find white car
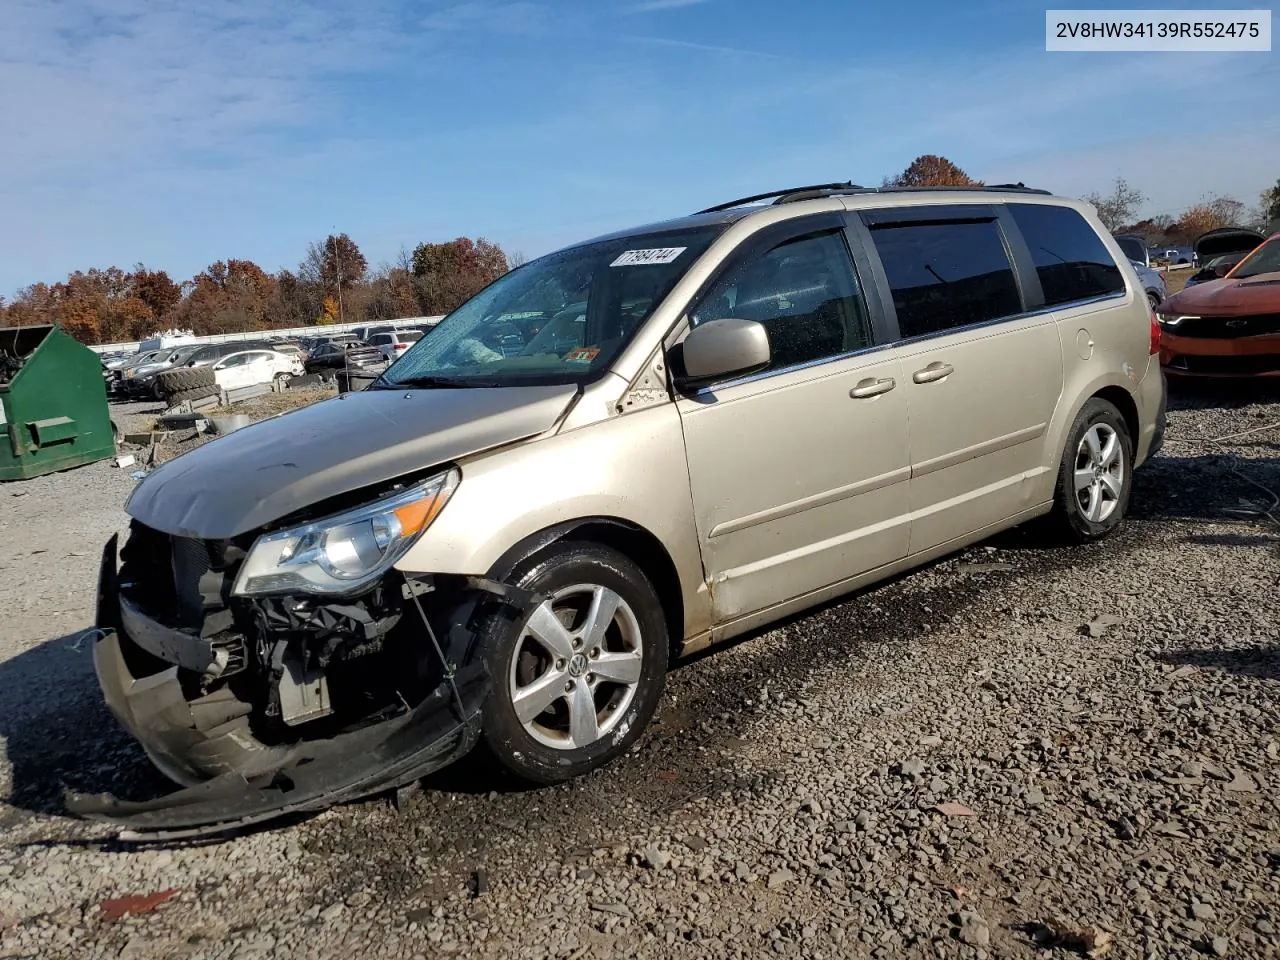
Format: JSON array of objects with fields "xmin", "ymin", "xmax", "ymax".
[
  {"xmin": 211, "ymin": 350, "xmax": 304, "ymax": 391},
  {"xmin": 366, "ymin": 329, "xmax": 425, "ymax": 361}
]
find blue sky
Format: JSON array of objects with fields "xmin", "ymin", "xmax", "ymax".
[{"xmin": 2, "ymin": 0, "xmax": 1277, "ymax": 295}]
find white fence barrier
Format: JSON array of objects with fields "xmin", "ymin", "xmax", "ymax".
[{"xmin": 89, "ymin": 316, "xmax": 443, "ymax": 356}]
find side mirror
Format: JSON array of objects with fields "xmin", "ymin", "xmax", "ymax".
[{"xmin": 673, "ymin": 318, "xmax": 770, "ymax": 391}]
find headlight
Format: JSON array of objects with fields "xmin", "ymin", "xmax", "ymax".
[
  {"xmin": 1156, "ymin": 313, "xmax": 1196, "ymax": 328},
  {"xmin": 233, "ymin": 469, "xmax": 460, "ymax": 597}
]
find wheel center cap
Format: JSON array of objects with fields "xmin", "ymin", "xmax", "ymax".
[{"xmin": 568, "ymin": 653, "xmax": 588, "ymax": 677}]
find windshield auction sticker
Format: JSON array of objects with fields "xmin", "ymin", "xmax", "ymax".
[
  {"xmin": 1046, "ymin": 9, "xmax": 1271, "ymax": 50},
  {"xmin": 611, "ymin": 247, "xmax": 687, "ymax": 267}
]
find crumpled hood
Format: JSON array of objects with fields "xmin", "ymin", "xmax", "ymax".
[
  {"xmin": 127, "ymin": 384, "xmax": 578, "ymax": 539},
  {"xmin": 1163, "ymin": 272, "xmax": 1280, "ymax": 317}
]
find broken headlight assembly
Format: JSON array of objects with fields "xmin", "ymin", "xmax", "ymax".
[{"xmin": 233, "ymin": 468, "xmax": 460, "ymax": 597}]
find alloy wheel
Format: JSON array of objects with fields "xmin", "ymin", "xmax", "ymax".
[
  {"xmin": 1073, "ymin": 423, "xmax": 1125, "ymax": 523},
  {"xmin": 507, "ymin": 584, "xmax": 644, "ymax": 750}
]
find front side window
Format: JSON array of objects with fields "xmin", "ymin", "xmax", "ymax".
[
  {"xmin": 1229, "ymin": 237, "xmax": 1280, "ymax": 279},
  {"xmin": 1008, "ymin": 203, "xmax": 1125, "ymax": 306},
  {"xmin": 382, "ymin": 225, "xmax": 725, "ymax": 388},
  {"xmin": 869, "ymin": 219, "xmax": 1022, "ymax": 339},
  {"xmin": 691, "ymin": 230, "xmax": 871, "ymax": 372}
]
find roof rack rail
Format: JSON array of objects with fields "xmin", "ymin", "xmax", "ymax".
[
  {"xmin": 697, "ymin": 181, "xmax": 1052, "ymax": 214},
  {"xmin": 869, "ymin": 183, "xmax": 1052, "ymax": 195},
  {"xmin": 696, "ymin": 182, "xmax": 862, "ymax": 214}
]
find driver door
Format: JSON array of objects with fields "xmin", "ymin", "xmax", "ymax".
[{"xmin": 674, "ymin": 214, "xmax": 912, "ymax": 624}]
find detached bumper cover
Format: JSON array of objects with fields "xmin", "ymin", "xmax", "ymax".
[{"xmin": 67, "ymin": 536, "xmax": 488, "ymax": 839}]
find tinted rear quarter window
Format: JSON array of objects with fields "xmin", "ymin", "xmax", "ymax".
[
  {"xmin": 1008, "ymin": 203, "xmax": 1125, "ymax": 307},
  {"xmin": 868, "ymin": 219, "xmax": 1022, "ymax": 339}
]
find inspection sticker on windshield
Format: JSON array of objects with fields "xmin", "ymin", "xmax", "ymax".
[
  {"xmin": 611, "ymin": 247, "xmax": 687, "ymax": 267},
  {"xmin": 564, "ymin": 346, "xmax": 600, "ymax": 363}
]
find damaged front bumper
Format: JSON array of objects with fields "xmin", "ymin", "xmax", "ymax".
[{"xmin": 66, "ymin": 536, "xmax": 490, "ymax": 840}]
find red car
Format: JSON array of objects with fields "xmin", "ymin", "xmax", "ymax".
[{"xmin": 1157, "ymin": 231, "xmax": 1280, "ymax": 378}]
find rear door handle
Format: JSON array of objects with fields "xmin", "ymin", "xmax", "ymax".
[
  {"xmin": 912, "ymin": 362, "xmax": 954, "ymax": 384},
  {"xmin": 849, "ymin": 377, "xmax": 896, "ymax": 399}
]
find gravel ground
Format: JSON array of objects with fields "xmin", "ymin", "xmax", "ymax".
[{"xmin": 1, "ymin": 385, "xmax": 1278, "ymax": 960}]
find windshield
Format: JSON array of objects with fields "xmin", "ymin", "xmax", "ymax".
[
  {"xmin": 1229, "ymin": 238, "xmax": 1280, "ymax": 279},
  {"xmin": 381, "ymin": 225, "xmax": 724, "ymax": 388}
]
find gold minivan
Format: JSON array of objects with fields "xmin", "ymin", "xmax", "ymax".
[{"xmin": 82, "ymin": 184, "xmax": 1166, "ymax": 836}]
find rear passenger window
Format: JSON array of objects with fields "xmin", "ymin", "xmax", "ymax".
[
  {"xmin": 869, "ymin": 220, "xmax": 1022, "ymax": 339},
  {"xmin": 692, "ymin": 230, "xmax": 872, "ymax": 373},
  {"xmin": 1007, "ymin": 203, "xmax": 1125, "ymax": 306}
]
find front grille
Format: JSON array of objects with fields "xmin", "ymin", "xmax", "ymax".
[
  {"xmin": 122, "ymin": 521, "xmax": 247, "ymax": 638},
  {"xmin": 171, "ymin": 536, "xmax": 212, "ymax": 627},
  {"xmin": 1172, "ymin": 313, "xmax": 1280, "ymax": 339},
  {"xmin": 1169, "ymin": 353, "xmax": 1280, "ymax": 376}
]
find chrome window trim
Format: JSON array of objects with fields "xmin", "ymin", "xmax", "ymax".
[
  {"xmin": 689, "ymin": 340, "xmax": 897, "ymax": 398},
  {"xmin": 888, "ymin": 289, "xmax": 1129, "ymax": 349},
  {"xmin": 685, "ymin": 288, "xmax": 1128, "ymax": 398}
]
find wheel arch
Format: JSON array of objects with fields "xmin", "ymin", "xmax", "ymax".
[
  {"xmin": 1090, "ymin": 384, "xmax": 1140, "ymax": 449},
  {"xmin": 484, "ymin": 517, "xmax": 686, "ymax": 659}
]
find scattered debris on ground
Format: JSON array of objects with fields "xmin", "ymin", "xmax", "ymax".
[{"xmin": 0, "ymin": 387, "xmax": 1277, "ymax": 958}]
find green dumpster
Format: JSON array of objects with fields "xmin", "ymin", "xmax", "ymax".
[{"xmin": 0, "ymin": 325, "xmax": 116, "ymax": 480}]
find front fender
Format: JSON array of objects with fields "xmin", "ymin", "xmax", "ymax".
[{"xmin": 395, "ymin": 404, "xmax": 710, "ymax": 640}]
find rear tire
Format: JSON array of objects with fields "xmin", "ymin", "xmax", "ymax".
[
  {"xmin": 475, "ymin": 543, "xmax": 668, "ymax": 785},
  {"xmin": 167, "ymin": 385, "xmax": 221, "ymax": 408},
  {"xmin": 1047, "ymin": 398, "xmax": 1133, "ymax": 543}
]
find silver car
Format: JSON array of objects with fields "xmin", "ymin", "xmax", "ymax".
[{"xmin": 80, "ymin": 183, "xmax": 1165, "ymax": 836}]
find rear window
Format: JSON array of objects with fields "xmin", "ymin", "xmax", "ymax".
[
  {"xmin": 1114, "ymin": 236, "xmax": 1147, "ymax": 264},
  {"xmin": 368, "ymin": 334, "xmax": 393, "ymax": 346},
  {"xmin": 869, "ymin": 219, "xmax": 1022, "ymax": 339},
  {"xmin": 1008, "ymin": 203, "xmax": 1125, "ymax": 307}
]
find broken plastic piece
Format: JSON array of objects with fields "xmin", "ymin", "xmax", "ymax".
[{"xmin": 99, "ymin": 888, "xmax": 180, "ymax": 921}]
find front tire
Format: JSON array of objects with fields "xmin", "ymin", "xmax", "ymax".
[
  {"xmin": 476, "ymin": 542, "xmax": 668, "ymax": 785},
  {"xmin": 1048, "ymin": 398, "xmax": 1133, "ymax": 542}
]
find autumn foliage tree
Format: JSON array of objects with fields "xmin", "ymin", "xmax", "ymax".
[
  {"xmin": 300, "ymin": 233, "xmax": 368, "ymax": 322},
  {"xmin": 1, "ymin": 266, "xmax": 179, "ymax": 343},
  {"xmin": 1, "ymin": 232, "xmax": 513, "ymax": 344},
  {"xmin": 178, "ymin": 259, "xmax": 277, "ymax": 334},
  {"xmin": 410, "ymin": 237, "xmax": 509, "ymax": 314},
  {"xmin": 884, "ymin": 155, "xmax": 983, "ymax": 188}
]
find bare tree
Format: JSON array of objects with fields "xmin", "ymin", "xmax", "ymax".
[{"xmin": 1082, "ymin": 178, "xmax": 1145, "ymax": 232}]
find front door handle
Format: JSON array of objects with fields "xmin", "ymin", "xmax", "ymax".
[
  {"xmin": 912, "ymin": 361, "xmax": 954, "ymax": 384},
  {"xmin": 849, "ymin": 377, "xmax": 896, "ymax": 399}
]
